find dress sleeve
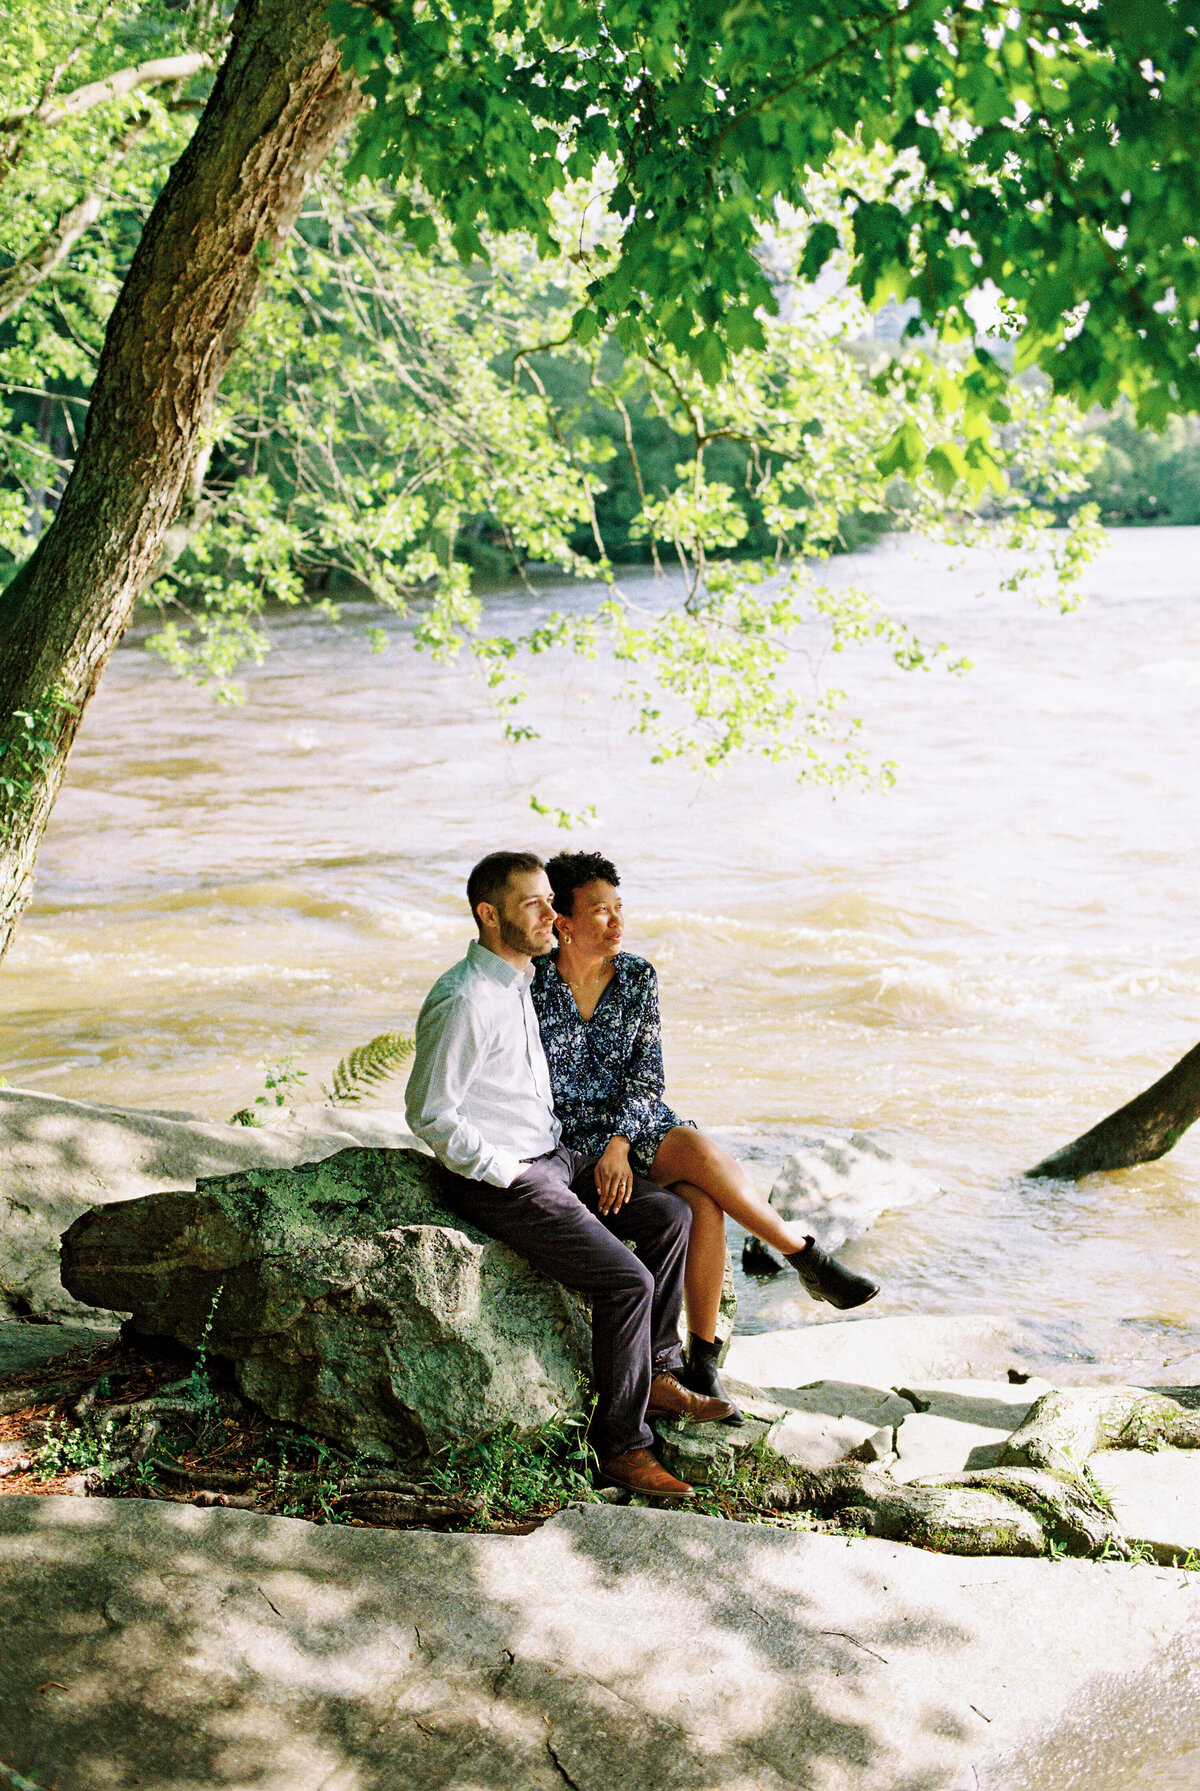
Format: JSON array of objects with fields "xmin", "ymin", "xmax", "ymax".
[{"xmin": 609, "ymin": 963, "xmax": 669, "ymax": 1152}]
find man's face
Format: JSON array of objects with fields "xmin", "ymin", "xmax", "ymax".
[{"xmin": 494, "ymin": 868, "xmax": 557, "ymax": 957}]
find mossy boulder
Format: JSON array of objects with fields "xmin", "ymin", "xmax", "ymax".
[{"xmin": 60, "ymin": 1147, "xmax": 592, "ymax": 1461}]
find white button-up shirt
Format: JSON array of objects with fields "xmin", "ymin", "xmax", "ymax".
[{"xmin": 405, "ymin": 939, "xmax": 561, "ymax": 1187}]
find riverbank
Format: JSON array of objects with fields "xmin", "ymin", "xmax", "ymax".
[{"xmin": 3, "ymin": 1306, "xmax": 1200, "ymax": 1791}]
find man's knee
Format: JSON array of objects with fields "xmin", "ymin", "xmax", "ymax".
[{"xmin": 606, "ymin": 1249, "xmax": 656, "ymax": 1306}]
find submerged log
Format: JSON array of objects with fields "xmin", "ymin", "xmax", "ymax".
[{"xmin": 1026, "ymin": 1040, "xmax": 1200, "ymax": 1179}]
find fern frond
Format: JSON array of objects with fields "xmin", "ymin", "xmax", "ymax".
[{"xmin": 323, "ymin": 1031, "xmax": 415, "ymax": 1106}]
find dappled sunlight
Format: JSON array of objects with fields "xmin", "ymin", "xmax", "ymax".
[{"xmin": 3, "ymin": 1445, "xmax": 1200, "ymax": 1789}]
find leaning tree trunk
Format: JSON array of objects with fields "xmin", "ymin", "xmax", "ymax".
[
  {"xmin": 1027, "ymin": 1040, "xmax": 1200, "ymax": 1179},
  {"xmin": 0, "ymin": 0, "xmax": 359, "ymax": 961}
]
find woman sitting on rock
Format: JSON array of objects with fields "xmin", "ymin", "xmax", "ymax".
[{"xmin": 531, "ymin": 850, "xmax": 879, "ymax": 1422}]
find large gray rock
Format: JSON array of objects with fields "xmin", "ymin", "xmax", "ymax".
[
  {"xmin": 2, "ymin": 1496, "xmax": 1198, "ymax": 1791},
  {"xmin": 60, "ymin": 1147, "xmax": 591, "ymax": 1460},
  {"xmin": 0, "ymin": 1085, "xmax": 421, "ymax": 1320},
  {"xmin": 767, "ymin": 1131, "xmax": 934, "ymax": 1252}
]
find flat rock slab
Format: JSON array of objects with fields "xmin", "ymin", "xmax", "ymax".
[
  {"xmin": 891, "ymin": 1412, "xmax": 1018, "ymax": 1482},
  {"xmin": 897, "ymin": 1378, "xmax": 1054, "ymax": 1429},
  {"xmin": 2, "ymin": 1497, "xmax": 1199, "ymax": 1791},
  {"xmin": 727, "ymin": 1316, "xmax": 1200, "ymax": 1397},
  {"xmin": 740, "ymin": 1377, "xmax": 914, "ymax": 1430},
  {"xmin": 767, "ymin": 1407, "xmax": 880, "ymax": 1470},
  {"xmin": 1087, "ymin": 1448, "xmax": 1200, "ymax": 1565},
  {"xmin": 761, "ymin": 1384, "xmax": 915, "ymax": 1471},
  {"xmin": 725, "ymin": 1314, "xmax": 1045, "ymax": 1392},
  {"xmin": 887, "ymin": 1380, "xmax": 1056, "ymax": 1481},
  {"xmin": 0, "ymin": 1321, "xmax": 118, "ymax": 1384},
  {"xmin": 0, "ymin": 1086, "xmax": 421, "ymax": 1319}
]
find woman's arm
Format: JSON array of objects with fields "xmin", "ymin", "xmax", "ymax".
[
  {"xmin": 594, "ymin": 966, "xmax": 668, "ymax": 1216},
  {"xmin": 609, "ymin": 964, "xmax": 668, "ymax": 1154}
]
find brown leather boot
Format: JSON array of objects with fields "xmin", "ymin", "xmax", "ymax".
[
  {"xmin": 597, "ymin": 1447, "xmax": 696, "ymax": 1500},
  {"xmin": 646, "ymin": 1371, "xmax": 736, "ymax": 1425}
]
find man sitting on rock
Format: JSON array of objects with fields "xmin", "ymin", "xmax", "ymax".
[{"xmin": 406, "ymin": 849, "xmax": 733, "ymax": 1498}]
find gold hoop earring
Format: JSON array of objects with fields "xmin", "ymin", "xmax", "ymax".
[{"xmin": 561, "ymin": 932, "xmax": 571, "ymax": 945}]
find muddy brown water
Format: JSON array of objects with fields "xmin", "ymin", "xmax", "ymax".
[{"xmin": 3, "ymin": 529, "xmax": 1199, "ymax": 1355}]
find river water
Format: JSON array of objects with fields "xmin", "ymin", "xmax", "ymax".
[{"xmin": 3, "ymin": 529, "xmax": 1199, "ymax": 1356}]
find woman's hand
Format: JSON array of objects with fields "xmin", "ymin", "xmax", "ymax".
[{"xmin": 595, "ymin": 1136, "xmax": 634, "ymax": 1215}]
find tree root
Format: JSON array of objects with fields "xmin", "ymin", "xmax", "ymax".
[
  {"xmin": 149, "ymin": 1458, "xmax": 251, "ymax": 1491},
  {"xmin": 0, "ymin": 1377, "xmax": 90, "ymax": 1418},
  {"xmin": 775, "ymin": 1461, "xmax": 1125, "ymax": 1558},
  {"xmin": 761, "ymin": 1384, "xmax": 1200, "ymax": 1559},
  {"xmin": 331, "ymin": 1489, "xmax": 483, "ymax": 1522},
  {"xmin": 998, "ymin": 1387, "xmax": 1200, "ymax": 1477}
]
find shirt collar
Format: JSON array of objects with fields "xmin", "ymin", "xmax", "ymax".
[{"xmin": 468, "ymin": 937, "xmax": 534, "ymax": 989}]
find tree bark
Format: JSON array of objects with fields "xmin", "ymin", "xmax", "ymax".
[
  {"xmin": 1026, "ymin": 1041, "xmax": 1200, "ymax": 1179},
  {"xmin": 0, "ymin": 0, "xmax": 359, "ymax": 961}
]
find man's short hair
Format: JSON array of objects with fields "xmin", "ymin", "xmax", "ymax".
[
  {"xmin": 545, "ymin": 851, "xmax": 620, "ymax": 917},
  {"xmin": 466, "ymin": 850, "xmax": 545, "ymax": 924}
]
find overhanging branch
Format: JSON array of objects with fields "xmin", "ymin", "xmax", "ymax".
[{"xmin": 0, "ymin": 53, "xmax": 212, "ymax": 134}]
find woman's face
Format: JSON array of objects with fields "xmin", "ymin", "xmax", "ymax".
[{"xmin": 558, "ymin": 879, "xmax": 624, "ymax": 956}]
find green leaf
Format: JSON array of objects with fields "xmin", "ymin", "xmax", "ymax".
[
  {"xmin": 876, "ymin": 422, "xmax": 926, "ymax": 479},
  {"xmin": 925, "ymin": 444, "xmax": 967, "ymax": 495},
  {"xmin": 800, "ymin": 222, "xmax": 840, "ymax": 283}
]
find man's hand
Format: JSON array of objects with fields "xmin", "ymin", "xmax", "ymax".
[{"xmin": 595, "ymin": 1136, "xmax": 634, "ymax": 1215}]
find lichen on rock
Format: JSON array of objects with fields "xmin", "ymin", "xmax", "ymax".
[{"xmin": 61, "ymin": 1147, "xmax": 593, "ymax": 1461}]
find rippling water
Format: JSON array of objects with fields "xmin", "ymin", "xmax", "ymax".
[{"xmin": 4, "ymin": 529, "xmax": 1199, "ymax": 1351}]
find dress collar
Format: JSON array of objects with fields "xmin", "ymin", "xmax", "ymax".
[{"xmin": 543, "ymin": 948, "xmax": 626, "ymax": 994}]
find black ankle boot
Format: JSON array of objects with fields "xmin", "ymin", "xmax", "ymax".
[
  {"xmin": 787, "ymin": 1237, "xmax": 879, "ymax": 1310},
  {"xmin": 679, "ymin": 1334, "xmax": 745, "ymax": 1425}
]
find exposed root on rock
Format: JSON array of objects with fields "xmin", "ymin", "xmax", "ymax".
[
  {"xmin": 998, "ymin": 1387, "xmax": 1200, "ymax": 1477},
  {"xmin": 779, "ymin": 1459, "xmax": 1126, "ymax": 1558}
]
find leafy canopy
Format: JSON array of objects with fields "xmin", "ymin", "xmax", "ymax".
[{"xmin": 334, "ymin": 0, "xmax": 1200, "ymax": 425}]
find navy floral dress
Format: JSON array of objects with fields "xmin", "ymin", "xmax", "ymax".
[{"xmin": 531, "ymin": 951, "xmax": 691, "ymax": 1176}]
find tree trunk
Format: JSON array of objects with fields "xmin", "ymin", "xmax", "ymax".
[
  {"xmin": 1026, "ymin": 1041, "xmax": 1200, "ymax": 1179},
  {"xmin": 0, "ymin": 0, "xmax": 359, "ymax": 961}
]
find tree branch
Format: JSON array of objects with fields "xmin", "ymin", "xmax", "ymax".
[
  {"xmin": 0, "ymin": 193, "xmax": 103, "ymax": 326},
  {"xmin": 0, "ymin": 54, "xmax": 212, "ymax": 133}
]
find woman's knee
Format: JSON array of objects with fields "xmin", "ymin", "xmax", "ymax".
[{"xmin": 658, "ymin": 1126, "xmax": 723, "ymax": 1179}]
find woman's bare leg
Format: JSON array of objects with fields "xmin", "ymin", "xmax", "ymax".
[
  {"xmin": 652, "ymin": 1128, "xmax": 810, "ymax": 1259},
  {"xmin": 671, "ymin": 1181, "xmax": 725, "ymax": 1343}
]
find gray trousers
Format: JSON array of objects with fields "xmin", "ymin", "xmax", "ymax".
[{"xmin": 439, "ymin": 1146, "xmax": 690, "ymax": 1456}]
